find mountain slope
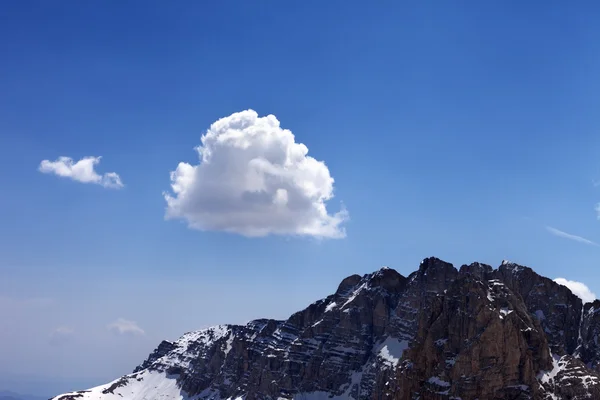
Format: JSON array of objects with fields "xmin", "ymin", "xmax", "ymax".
[{"xmin": 52, "ymin": 258, "xmax": 600, "ymax": 400}]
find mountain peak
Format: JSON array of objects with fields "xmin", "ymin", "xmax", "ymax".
[
  {"xmin": 497, "ymin": 260, "xmax": 533, "ymax": 277},
  {"xmin": 335, "ymin": 273, "xmax": 362, "ymax": 295},
  {"xmin": 458, "ymin": 261, "xmax": 493, "ymax": 281},
  {"xmin": 418, "ymin": 256, "xmax": 456, "ymax": 273},
  {"xmin": 368, "ymin": 265, "xmax": 406, "ymax": 292}
]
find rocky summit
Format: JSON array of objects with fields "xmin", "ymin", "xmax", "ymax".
[{"xmin": 52, "ymin": 258, "xmax": 600, "ymax": 400}]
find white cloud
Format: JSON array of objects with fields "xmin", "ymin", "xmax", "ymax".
[
  {"xmin": 107, "ymin": 318, "xmax": 145, "ymax": 336},
  {"xmin": 595, "ymin": 203, "xmax": 600, "ymax": 219},
  {"xmin": 39, "ymin": 156, "xmax": 123, "ymax": 189},
  {"xmin": 164, "ymin": 109, "xmax": 348, "ymax": 238},
  {"xmin": 554, "ymin": 278, "xmax": 597, "ymax": 303},
  {"xmin": 545, "ymin": 226, "xmax": 598, "ymax": 246},
  {"xmin": 49, "ymin": 326, "xmax": 75, "ymax": 346}
]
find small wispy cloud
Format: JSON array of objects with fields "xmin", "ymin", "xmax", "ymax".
[
  {"xmin": 545, "ymin": 226, "xmax": 598, "ymax": 247},
  {"xmin": 39, "ymin": 156, "xmax": 123, "ymax": 189},
  {"xmin": 595, "ymin": 204, "xmax": 600, "ymax": 220},
  {"xmin": 107, "ymin": 318, "xmax": 145, "ymax": 336},
  {"xmin": 554, "ymin": 278, "xmax": 597, "ymax": 303},
  {"xmin": 49, "ymin": 326, "xmax": 75, "ymax": 346}
]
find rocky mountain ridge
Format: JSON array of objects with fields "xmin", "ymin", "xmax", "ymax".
[{"xmin": 52, "ymin": 258, "xmax": 600, "ymax": 400}]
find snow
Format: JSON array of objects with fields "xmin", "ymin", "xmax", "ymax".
[
  {"xmin": 52, "ymin": 325, "xmax": 246, "ymax": 400},
  {"xmin": 537, "ymin": 354, "xmax": 565, "ymax": 384},
  {"xmin": 499, "ymin": 307, "xmax": 513, "ymax": 319},
  {"xmin": 325, "ymin": 302, "xmax": 337, "ymax": 312},
  {"xmin": 501, "ymin": 261, "xmax": 524, "ymax": 273},
  {"xmin": 341, "ymin": 283, "xmax": 367, "ymax": 309},
  {"xmin": 159, "ymin": 325, "xmax": 232, "ymax": 369},
  {"xmin": 53, "ymin": 370, "xmax": 187, "ymax": 400},
  {"xmin": 223, "ymin": 335, "xmax": 234, "ymax": 356},
  {"xmin": 576, "ymin": 307, "xmax": 585, "ymax": 358},
  {"xmin": 176, "ymin": 325, "xmax": 230, "ymax": 349},
  {"xmin": 537, "ymin": 352, "xmax": 600, "ymax": 393},
  {"xmin": 377, "ymin": 337, "xmax": 409, "ymax": 366}
]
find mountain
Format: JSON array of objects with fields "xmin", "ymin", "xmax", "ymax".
[{"xmin": 51, "ymin": 257, "xmax": 600, "ymax": 400}]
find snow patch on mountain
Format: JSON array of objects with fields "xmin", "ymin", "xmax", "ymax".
[
  {"xmin": 325, "ymin": 302, "xmax": 337, "ymax": 312},
  {"xmin": 55, "ymin": 370, "xmax": 184, "ymax": 400},
  {"xmin": 538, "ymin": 354, "xmax": 565, "ymax": 385},
  {"xmin": 377, "ymin": 337, "xmax": 409, "ymax": 366}
]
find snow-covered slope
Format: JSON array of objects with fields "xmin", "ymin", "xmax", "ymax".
[
  {"xmin": 56, "ymin": 370, "xmax": 186, "ymax": 400},
  {"xmin": 52, "ymin": 258, "xmax": 600, "ymax": 400}
]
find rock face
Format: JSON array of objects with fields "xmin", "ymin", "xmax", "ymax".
[{"xmin": 52, "ymin": 258, "xmax": 600, "ymax": 400}]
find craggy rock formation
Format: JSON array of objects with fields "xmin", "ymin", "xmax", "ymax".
[{"xmin": 52, "ymin": 258, "xmax": 600, "ymax": 400}]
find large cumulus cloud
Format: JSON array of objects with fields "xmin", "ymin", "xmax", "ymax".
[{"xmin": 164, "ymin": 110, "xmax": 348, "ymax": 238}]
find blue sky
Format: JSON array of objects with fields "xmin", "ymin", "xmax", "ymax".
[{"xmin": 2, "ymin": 0, "xmax": 600, "ymax": 395}]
